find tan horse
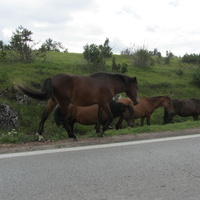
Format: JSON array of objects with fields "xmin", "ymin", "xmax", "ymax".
[
  {"xmin": 54, "ymin": 100, "xmax": 134, "ymax": 135},
  {"xmin": 117, "ymin": 96, "xmax": 174, "ymax": 126}
]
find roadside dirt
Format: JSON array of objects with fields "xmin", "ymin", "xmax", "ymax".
[{"xmin": 0, "ymin": 127, "xmax": 200, "ymax": 154}]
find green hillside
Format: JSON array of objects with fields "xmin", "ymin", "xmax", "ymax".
[{"xmin": 1, "ymin": 52, "xmax": 200, "ymax": 143}]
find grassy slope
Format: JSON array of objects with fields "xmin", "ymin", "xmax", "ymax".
[{"xmin": 0, "ymin": 52, "xmax": 200, "ymax": 143}]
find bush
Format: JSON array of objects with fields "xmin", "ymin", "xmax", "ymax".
[
  {"xmin": 175, "ymin": 69, "xmax": 184, "ymax": 76},
  {"xmin": 111, "ymin": 57, "xmax": 128, "ymax": 74},
  {"xmin": 83, "ymin": 38, "xmax": 112, "ymax": 72},
  {"xmin": 192, "ymin": 70, "xmax": 200, "ymax": 87},
  {"xmin": 182, "ymin": 53, "xmax": 200, "ymax": 65},
  {"xmin": 132, "ymin": 48, "xmax": 154, "ymax": 68}
]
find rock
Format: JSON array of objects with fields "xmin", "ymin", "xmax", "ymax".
[
  {"xmin": 0, "ymin": 103, "xmax": 20, "ymax": 130},
  {"xmin": 15, "ymin": 92, "xmax": 29, "ymax": 105}
]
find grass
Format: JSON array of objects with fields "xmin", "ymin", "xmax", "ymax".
[{"xmin": 1, "ymin": 52, "xmax": 200, "ymax": 143}]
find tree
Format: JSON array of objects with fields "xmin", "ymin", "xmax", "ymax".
[
  {"xmin": 83, "ymin": 38, "xmax": 113, "ymax": 71},
  {"xmin": 99, "ymin": 38, "xmax": 113, "ymax": 58},
  {"xmin": 40, "ymin": 38, "xmax": 64, "ymax": 52},
  {"xmin": 120, "ymin": 44, "xmax": 135, "ymax": 56},
  {"xmin": 0, "ymin": 40, "xmax": 6, "ymax": 62},
  {"xmin": 182, "ymin": 53, "xmax": 200, "ymax": 65},
  {"xmin": 164, "ymin": 51, "xmax": 174, "ymax": 65},
  {"xmin": 9, "ymin": 25, "xmax": 34, "ymax": 62}
]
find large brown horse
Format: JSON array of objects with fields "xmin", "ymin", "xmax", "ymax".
[
  {"xmin": 15, "ymin": 73, "xmax": 139, "ymax": 140},
  {"xmin": 54, "ymin": 100, "xmax": 134, "ymax": 135},
  {"xmin": 164, "ymin": 98, "xmax": 200, "ymax": 123},
  {"xmin": 117, "ymin": 96, "xmax": 174, "ymax": 127}
]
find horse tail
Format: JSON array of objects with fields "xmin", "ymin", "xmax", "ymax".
[{"xmin": 14, "ymin": 78, "xmax": 53, "ymax": 101}]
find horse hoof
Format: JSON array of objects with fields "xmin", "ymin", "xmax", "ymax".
[
  {"xmin": 69, "ymin": 134, "xmax": 78, "ymax": 141},
  {"xmin": 39, "ymin": 135, "xmax": 45, "ymax": 142},
  {"xmin": 73, "ymin": 137, "xmax": 79, "ymax": 141},
  {"xmin": 36, "ymin": 133, "xmax": 45, "ymax": 142}
]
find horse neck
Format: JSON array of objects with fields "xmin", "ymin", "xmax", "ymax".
[
  {"xmin": 111, "ymin": 81, "xmax": 127, "ymax": 94},
  {"xmin": 148, "ymin": 97, "xmax": 165, "ymax": 110}
]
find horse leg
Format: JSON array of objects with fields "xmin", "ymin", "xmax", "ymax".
[
  {"xmin": 59, "ymin": 104, "xmax": 77, "ymax": 140},
  {"xmin": 141, "ymin": 117, "xmax": 145, "ymax": 126},
  {"xmin": 163, "ymin": 109, "xmax": 169, "ymax": 124},
  {"xmin": 96, "ymin": 107, "xmax": 103, "ymax": 134},
  {"xmin": 116, "ymin": 117, "xmax": 123, "ymax": 130},
  {"xmin": 100, "ymin": 104, "xmax": 114, "ymax": 136},
  {"xmin": 68, "ymin": 119, "xmax": 75, "ymax": 136},
  {"xmin": 37, "ymin": 99, "xmax": 57, "ymax": 141},
  {"xmin": 146, "ymin": 115, "xmax": 151, "ymax": 125}
]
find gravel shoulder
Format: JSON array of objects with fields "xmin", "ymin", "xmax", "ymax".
[{"xmin": 0, "ymin": 127, "xmax": 200, "ymax": 154}]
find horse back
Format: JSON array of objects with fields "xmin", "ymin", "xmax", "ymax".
[
  {"xmin": 118, "ymin": 98, "xmax": 134, "ymax": 107},
  {"xmin": 178, "ymin": 99, "xmax": 198, "ymax": 116},
  {"xmin": 118, "ymin": 97, "xmax": 147, "ymax": 119},
  {"xmin": 71, "ymin": 76, "xmax": 114, "ymax": 106},
  {"xmin": 50, "ymin": 74, "xmax": 113, "ymax": 106}
]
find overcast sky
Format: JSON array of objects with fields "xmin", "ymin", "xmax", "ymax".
[{"xmin": 1, "ymin": 0, "xmax": 200, "ymax": 56}]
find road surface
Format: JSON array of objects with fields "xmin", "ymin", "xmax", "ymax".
[{"xmin": 0, "ymin": 134, "xmax": 200, "ymax": 200}]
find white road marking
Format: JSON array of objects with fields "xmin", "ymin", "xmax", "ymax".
[{"xmin": 0, "ymin": 134, "xmax": 200, "ymax": 159}]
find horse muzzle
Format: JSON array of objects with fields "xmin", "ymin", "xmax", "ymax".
[
  {"xmin": 168, "ymin": 110, "xmax": 174, "ymax": 115},
  {"xmin": 133, "ymin": 99, "xmax": 139, "ymax": 105}
]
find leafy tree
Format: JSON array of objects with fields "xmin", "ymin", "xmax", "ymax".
[
  {"xmin": 0, "ymin": 40, "xmax": 6, "ymax": 62},
  {"xmin": 83, "ymin": 38, "xmax": 113, "ymax": 71},
  {"xmin": 99, "ymin": 38, "xmax": 112, "ymax": 58},
  {"xmin": 40, "ymin": 38, "xmax": 64, "ymax": 52},
  {"xmin": 182, "ymin": 53, "xmax": 200, "ymax": 65},
  {"xmin": 164, "ymin": 51, "xmax": 174, "ymax": 65},
  {"xmin": 120, "ymin": 44, "xmax": 135, "ymax": 56},
  {"xmin": 9, "ymin": 25, "xmax": 34, "ymax": 62}
]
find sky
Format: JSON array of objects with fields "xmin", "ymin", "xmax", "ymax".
[{"xmin": 0, "ymin": 0, "xmax": 200, "ymax": 56}]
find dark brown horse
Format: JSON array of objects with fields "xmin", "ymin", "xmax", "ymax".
[
  {"xmin": 117, "ymin": 96, "xmax": 174, "ymax": 126},
  {"xmin": 15, "ymin": 72, "xmax": 139, "ymax": 140},
  {"xmin": 164, "ymin": 98, "xmax": 200, "ymax": 123},
  {"xmin": 54, "ymin": 100, "xmax": 134, "ymax": 135}
]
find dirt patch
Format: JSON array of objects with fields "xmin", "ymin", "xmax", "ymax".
[{"xmin": 0, "ymin": 127, "xmax": 200, "ymax": 154}]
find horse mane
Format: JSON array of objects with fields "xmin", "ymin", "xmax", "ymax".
[
  {"xmin": 90, "ymin": 72, "xmax": 135, "ymax": 85},
  {"xmin": 109, "ymin": 100, "xmax": 134, "ymax": 118}
]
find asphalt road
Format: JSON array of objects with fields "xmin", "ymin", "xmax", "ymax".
[{"xmin": 1, "ymin": 134, "xmax": 200, "ymax": 200}]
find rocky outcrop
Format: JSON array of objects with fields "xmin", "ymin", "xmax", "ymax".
[{"xmin": 0, "ymin": 103, "xmax": 20, "ymax": 130}]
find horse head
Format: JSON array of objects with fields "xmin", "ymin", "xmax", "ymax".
[
  {"xmin": 163, "ymin": 97, "xmax": 174, "ymax": 114},
  {"xmin": 126, "ymin": 77, "xmax": 139, "ymax": 105},
  {"xmin": 122, "ymin": 105, "xmax": 134, "ymax": 127}
]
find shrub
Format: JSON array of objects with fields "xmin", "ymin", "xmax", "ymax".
[
  {"xmin": 83, "ymin": 38, "xmax": 112, "ymax": 72},
  {"xmin": 175, "ymin": 69, "xmax": 184, "ymax": 76},
  {"xmin": 182, "ymin": 53, "xmax": 200, "ymax": 65},
  {"xmin": 192, "ymin": 70, "xmax": 200, "ymax": 87},
  {"xmin": 111, "ymin": 57, "xmax": 128, "ymax": 74},
  {"xmin": 132, "ymin": 48, "xmax": 154, "ymax": 68}
]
